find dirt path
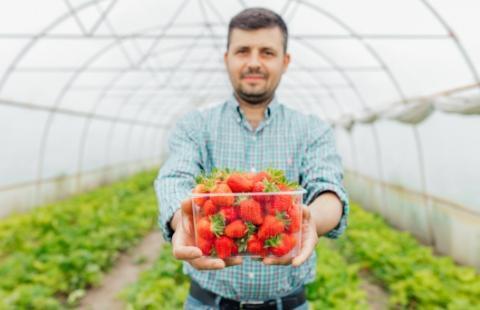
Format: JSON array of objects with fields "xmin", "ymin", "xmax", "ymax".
[
  {"xmin": 78, "ymin": 231, "xmax": 165, "ymax": 310},
  {"xmin": 359, "ymin": 270, "xmax": 390, "ymax": 310}
]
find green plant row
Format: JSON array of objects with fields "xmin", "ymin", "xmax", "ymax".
[
  {"xmin": 306, "ymin": 238, "xmax": 369, "ymax": 309},
  {"xmin": 120, "ymin": 243, "xmax": 190, "ymax": 309},
  {"xmin": 335, "ymin": 203, "xmax": 480, "ymax": 309},
  {"xmin": 0, "ymin": 170, "xmax": 159, "ymax": 309},
  {"xmin": 121, "ymin": 239, "xmax": 368, "ymax": 309}
]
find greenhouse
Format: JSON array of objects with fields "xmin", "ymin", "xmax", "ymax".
[{"xmin": 0, "ymin": 1, "xmax": 479, "ymax": 309}]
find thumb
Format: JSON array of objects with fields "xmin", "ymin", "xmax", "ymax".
[
  {"xmin": 302, "ymin": 205, "xmax": 311, "ymax": 221},
  {"xmin": 181, "ymin": 198, "xmax": 193, "ymax": 216}
]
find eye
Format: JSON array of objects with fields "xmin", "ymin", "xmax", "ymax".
[
  {"xmin": 263, "ymin": 50, "xmax": 275, "ymax": 56},
  {"xmin": 236, "ymin": 48, "xmax": 248, "ymax": 55}
]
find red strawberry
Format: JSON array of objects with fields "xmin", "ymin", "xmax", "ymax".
[
  {"xmin": 272, "ymin": 194, "xmax": 292, "ymax": 212},
  {"xmin": 215, "ymin": 236, "xmax": 237, "ymax": 259},
  {"xmin": 287, "ymin": 203, "xmax": 301, "ymax": 233},
  {"xmin": 196, "ymin": 215, "xmax": 224, "ymax": 240},
  {"xmin": 219, "ymin": 206, "xmax": 239, "ymax": 223},
  {"xmin": 202, "ymin": 199, "xmax": 218, "ymax": 216},
  {"xmin": 211, "ymin": 183, "xmax": 234, "ymax": 207},
  {"xmin": 251, "ymin": 181, "xmax": 268, "ymax": 204},
  {"xmin": 197, "ymin": 236, "xmax": 213, "ymax": 255},
  {"xmin": 247, "ymin": 234, "xmax": 268, "ymax": 257},
  {"xmin": 225, "ymin": 220, "xmax": 247, "ymax": 238},
  {"xmin": 192, "ymin": 184, "xmax": 208, "ymax": 207},
  {"xmin": 227, "ymin": 173, "xmax": 254, "ymax": 193},
  {"xmin": 265, "ymin": 233, "xmax": 297, "ymax": 257},
  {"xmin": 252, "ymin": 171, "xmax": 272, "ymax": 183},
  {"xmin": 239, "ymin": 198, "xmax": 264, "ymax": 225},
  {"xmin": 258, "ymin": 214, "xmax": 287, "ymax": 240}
]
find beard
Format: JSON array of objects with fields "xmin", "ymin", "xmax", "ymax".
[{"xmin": 236, "ymin": 86, "xmax": 272, "ymax": 105}]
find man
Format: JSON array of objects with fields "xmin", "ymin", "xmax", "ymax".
[{"xmin": 155, "ymin": 7, "xmax": 349, "ymax": 310}]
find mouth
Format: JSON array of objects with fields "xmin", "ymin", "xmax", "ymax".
[{"xmin": 242, "ymin": 75, "xmax": 266, "ymax": 81}]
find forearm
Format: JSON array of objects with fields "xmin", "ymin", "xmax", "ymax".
[{"xmin": 309, "ymin": 191, "xmax": 343, "ymax": 237}]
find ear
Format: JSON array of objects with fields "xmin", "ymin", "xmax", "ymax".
[
  {"xmin": 282, "ymin": 52, "xmax": 291, "ymax": 73},
  {"xmin": 224, "ymin": 51, "xmax": 228, "ymax": 67}
]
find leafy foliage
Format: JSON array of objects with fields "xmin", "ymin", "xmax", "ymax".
[
  {"xmin": 335, "ymin": 203, "xmax": 480, "ymax": 309},
  {"xmin": 0, "ymin": 170, "xmax": 158, "ymax": 309}
]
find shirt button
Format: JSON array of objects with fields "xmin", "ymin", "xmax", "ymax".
[
  {"xmin": 248, "ymin": 272, "xmax": 255, "ymax": 279},
  {"xmin": 252, "ymin": 136, "xmax": 256, "ymax": 141}
]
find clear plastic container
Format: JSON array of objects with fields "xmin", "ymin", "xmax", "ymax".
[{"xmin": 190, "ymin": 190, "xmax": 305, "ymax": 260}]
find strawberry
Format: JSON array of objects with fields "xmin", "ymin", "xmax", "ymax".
[
  {"xmin": 247, "ymin": 234, "xmax": 268, "ymax": 257},
  {"xmin": 287, "ymin": 203, "xmax": 301, "ymax": 233},
  {"xmin": 192, "ymin": 184, "xmax": 208, "ymax": 207},
  {"xmin": 202, "ymin": 199, "xmax": 218, "ymax": 216},
  {"xmin": 239, "ymin": 198, "xmax": 264, "ymax": 225},
  {"xmin": 225, "ymin": 220, "xmax": 247, "ymax": 238},
  {"xmin": 211, "ymin": 183, "xmax": 234, "ymax": 207},
  {"xmin": 252, "ymin": 171, "xmax": 272, "ymax": 183},
  {"xmin": 197, "ymin": 236, "xmax": 213, "ymax": 255},
  {"xmin": 219, "ymin": 206, "xmax": 239, "ymax": 223},
  {"xmin": 215, "ymin": 236, "xmax": 237, "ymax": 259},
  {"xmin": 265, "ymin": 233, "xmax": 297, "ymax": 257},
  {"xmin": 196, "ymin": 215, "xmax": 224, "ymax": 240},
  {"xmin": 227, "ymin": 173, "xmax": 254, "ymax": 193},
  {"xmin": 272, "ymin": 193, "xmax": 292, "ymax": 212},
  {"xmin": 258, "ymin": 214, "xmax": 287, "ymax": 240}
]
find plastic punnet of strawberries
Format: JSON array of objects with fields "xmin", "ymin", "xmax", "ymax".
[{"xmin": 190, "ymin": 168, "xmax": 306, "ymax": 260}]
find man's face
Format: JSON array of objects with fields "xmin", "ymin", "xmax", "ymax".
[{"xmin": 224, "ymin": 27, "xmax": 290, "ymax": 105}]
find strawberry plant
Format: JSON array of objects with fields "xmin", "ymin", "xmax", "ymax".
[
  {"xmin": 335, "ymin": 203, "xmax": 480, "ymax": 308},
  {"xmin": 0, "ymin": 170, "xmax": 158, "ymax": 308}
]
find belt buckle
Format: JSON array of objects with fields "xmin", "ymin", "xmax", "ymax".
[{"xmin": 240, "ymin": 300, "xmax": 266, "ymax": 309}]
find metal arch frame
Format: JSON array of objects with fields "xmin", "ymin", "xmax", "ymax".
[
  {"xmin": 78, "ymin": 0, "xmax": 225, "ymax": 187},
  {"xmin": 65, "ymin": 2, "xmax": 196, "ymax": 191},
  {"xmin": 31, "ymin": 0, "xmax": 192, "ymax": 204},
  {"xmin": 139, "ymin": 0, "xmax": 233, "ymax": 174},
  {"xmin": 0, "ymin": 0, "xmax": 108, "ymax": 92},
  {"xmin": 105, "ymin": 30, "xmax": 214, "ymax": 181},
  {"xmin": 289, "ymin": 0, "xmax": 430, "ymax": 229},
  {"xmin": 420, "ymin": 0, "xmax": 480, "ymax": 86},
  {"xmin": 73, "ymin": 43, "xmax": 216, "ymax": 189},
  {"xmin": 283, "ymin": 3, "xmax": 388, "ymax": 215}
]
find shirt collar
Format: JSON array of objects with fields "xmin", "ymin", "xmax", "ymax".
[{"xmin": 227, "ymin": 94, "xmax": 280, "ymax": 124}]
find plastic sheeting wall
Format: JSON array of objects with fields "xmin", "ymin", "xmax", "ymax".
[{"xmin": 0, "ymin": 1, "xmax": 479, "ymax": 269}]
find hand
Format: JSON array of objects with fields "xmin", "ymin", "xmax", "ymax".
[
  {"xmin": 171, "ymin": 198, "xmax": 242, "ymax": 270},
  {"xmin": 263, "ymin": 205, "xmax": 318, "ymax": 266}
]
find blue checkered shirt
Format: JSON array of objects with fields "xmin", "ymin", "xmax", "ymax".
[{"xmin": 155, "ymin": 95, "xmax": 349, "ymax": 301}]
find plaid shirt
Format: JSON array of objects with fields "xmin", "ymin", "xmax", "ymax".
[{"xmin": 155, "ymin": 95, "xmax": 349, "ymax": 301}]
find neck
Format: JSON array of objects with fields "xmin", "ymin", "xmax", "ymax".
[{"xmin": 234, "ymin": 93, "xmax": 273, "ymax": 127}]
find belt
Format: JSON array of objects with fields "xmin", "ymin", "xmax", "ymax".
[{"xmin": 189, "ymin": 280, "xmax": 307, "ymax": 310}]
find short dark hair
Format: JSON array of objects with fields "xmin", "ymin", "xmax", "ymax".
[{"xmin": 227, "ymin": 7, "xmax": 288, "ymax": 52}]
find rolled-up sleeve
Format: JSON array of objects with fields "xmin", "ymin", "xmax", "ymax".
[
  {"xmin": 300, "ymin": 117, "xmax": 349, "ymax": 239},
  {"xmin": 154, "ymin": 112, "xmax": 204, "ymax": 242}
]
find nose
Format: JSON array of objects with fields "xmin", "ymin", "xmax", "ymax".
[{"xmin": 246, "ymin": 51, "xmax": 261, "ymax": 68}]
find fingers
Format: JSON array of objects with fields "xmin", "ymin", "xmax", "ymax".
[
  {"xmin": 292, "ymin": 220, "xmax": 318, "ymax": 267},
  {"xmin": 224, "ymin": 256, "xmax": 243, "ymax": 267},
  {"xmin": 291, "ymin": 237, "xmax": 316, "ymax": 267},
  {"xmin": 262, "ymin": 255, "xmax": 293, "ymax": 265},
  {"xmin": 172, "ymin": 230, "xmax": 202, "ymax": 260},
  {"xmin": 188, "ymin": 256, "xmax": 226, "ymax": 270},
  {"xmin": 173, "ymin": 244, "xmax": 203, "ymax": 260}
]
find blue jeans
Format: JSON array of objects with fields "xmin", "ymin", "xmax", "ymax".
[{"xmin": 184, "ymin": 287, "xmax": 309, "ymax": 310}]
